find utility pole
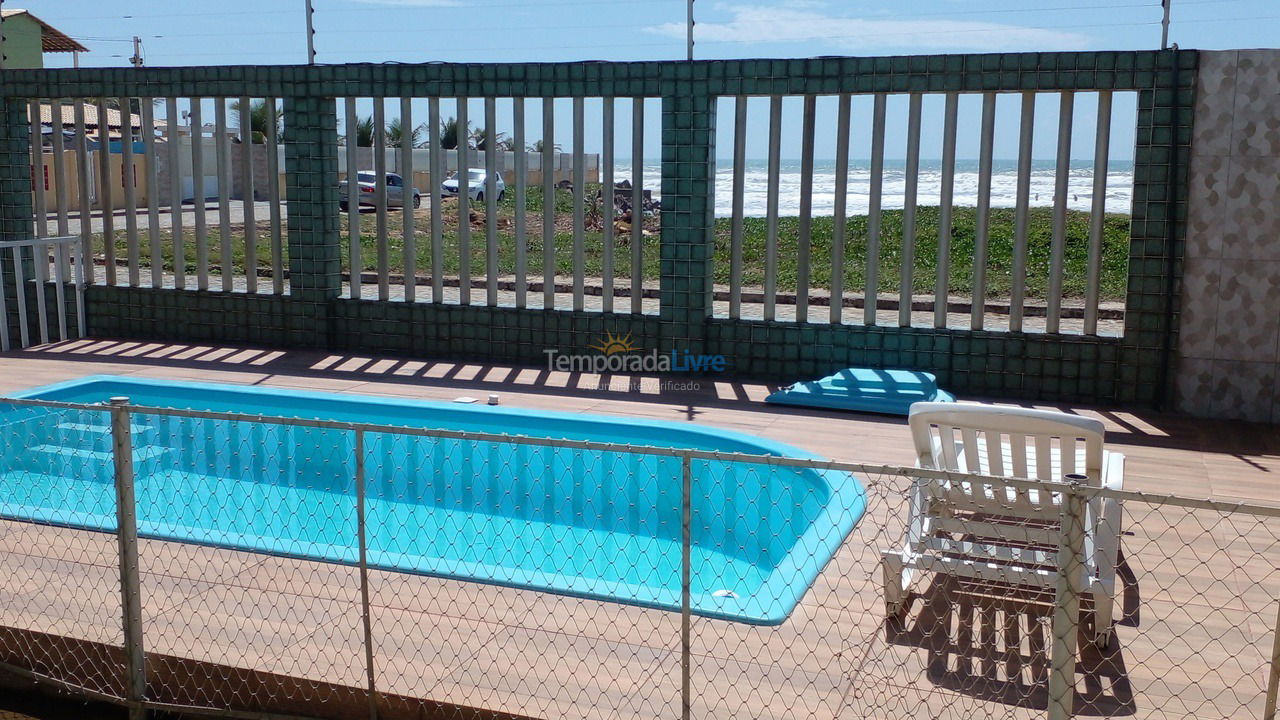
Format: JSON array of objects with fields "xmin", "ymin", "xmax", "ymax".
[
  {"xmin": 130, "ymin": 36, "xmax": 143, "ymax": 67},
  {"xmin": 305, "ymin": 0, "xmax": 316, "ymax": 64},
  {"xmin": 1, "ymin": 0, "xmax": 7, "ymax": 71},
  {"xmin": 1160, "ymin": 0, "xmax": 1171, "ymax": 50},
  {"xmin": 686, "ymin": 0, "xmax": 696, "ymax": 60}
]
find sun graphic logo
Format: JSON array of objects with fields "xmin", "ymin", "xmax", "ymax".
[{"xmin": 587, "ymin": 331, "xmax": 639, "ymax": 356}]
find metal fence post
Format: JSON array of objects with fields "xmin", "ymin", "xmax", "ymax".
[
  {"xmin": 1048, "ymin": 473, "xmax": 1088, "ymax": 720},
  {"xmin": 110, "ymin": 397, "xmax": 146, "ymax": 719},
  {"xmin": 680, "ymin": 454, "xmax": 692, "ymax": 720},
  {"xmin": 355, "ymin": 429, "xmax": 378, "ymax": 720},
  {"xmin": 1265, "ymin": 593, "xmax": 1280, "ymax": 720}
]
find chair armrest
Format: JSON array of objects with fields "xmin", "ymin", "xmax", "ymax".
[
  {"xmin": 1102, "ymin": 451, "xmax": 1125, "ymax": 492},
  {"xmin": 1093, "ymin": 451, "xmax": 1125, "ymax": 591}
]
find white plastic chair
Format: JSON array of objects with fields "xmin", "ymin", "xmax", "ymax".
[{"xmin": 882, "ymin": 402, "xmax": 1124, "ymax": 647}]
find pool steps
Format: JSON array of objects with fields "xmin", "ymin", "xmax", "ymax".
[
  {"xmin": 20, "ymin": 444, "xmax": 174, "ymax": 480},
  {"xmin": 17, "ymin": 421, "xmax": 169, "ymax": 479}
]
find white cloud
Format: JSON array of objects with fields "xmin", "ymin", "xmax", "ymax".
[{"xmin": 651, "ymin": 6, "xmax": 1089, "ymax": 52}]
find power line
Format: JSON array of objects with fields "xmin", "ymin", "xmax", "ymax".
[{"xmin": 71, "ymin": 0, "xmax": 685, "ymax": 22}]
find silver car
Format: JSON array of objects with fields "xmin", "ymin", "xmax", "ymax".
[
  {"xmin": 339, "ymin": 172, "xmax": 421, "ymax": 212},
  {"xmin": 441, "ymin": 169, "xmax": 505, "ymax": 202}
]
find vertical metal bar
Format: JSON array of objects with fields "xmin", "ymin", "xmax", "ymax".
[
  {"xmin": 1161, "ymin": 0, "xmax": 1172, "ymax": 50},
  {"xmin": 513, "ymin": 98, "xmax": 527, "ymax": 308},
  {"xmin": 796, "ymin": 95, "xmax": 816, "ymax": 324},
  {"xmin": 32, "ymin": 241, "xmax": 49, "ymax": 346},
  {"xmin": 934, "ymin": 92, "xmax": 959, "ymax": 329},
  {"xmin": 143, "ymin": 99, "xmax": 163, "ymax": 289},
  {"xmin": 680, "ymin": 454, "xmax": 692, "ymax": 720},
  {"xmin": 345, "ymin": 97, "xmax": 361, "ymax": 300},
  {"xmin": 1264, "ymin": 591, "xmax": 1280, "ymax": 720},
  {"xmin": 402, "ymin": 97, "xmax": 416, "ymax": 303},
  {"xmin": 1047, "ymin": 473, "xmax": 1087, "ymax": 720},
  {"xmin": 109, "ymin": 397, "xmax": 147, "ymax": 718},
  {"xmin": 165, "ymin": 98, "xmax": 185, "ymax": 290},
  {"xmin": 899, "ymin": 93, "xmax": 923, "ymax": 328},
  {"xmin": 215, "ymin": 99, "xmax": 233, "ymax": 292},
  {"xmin": 864, "ymin": 93, "xmax": 887, "ymax": 326},
  {"xmin": 49, "ymin": 112, "xmax": 71, "ymax": 330},
  {"xmin": 12, "ymin": 248, "xmax": 28, "ymax": 348},
  {"xmin": 1010, "ymin": 92, "xmax": 1036, "ymax": 332},
  {"xmin": 49, "ymin": 107, "xmax": 70, "ymax": 304},
  {"xmin": 429, "ymin": 98, "xmax": 444, "ymax": 303},
  {"xmin": 373, "ymin": 99, "xmax": 389, "ymax": 302},
  {"xmin": 630, "ymin": 99, "xmax": 643, "ymax": 314},
  {"xmin": 1047, "ymin": 92, "xmax": 1075, "ymax": 334},
  {"xmin": 51, "ymin": 238, "xmax": 67, "ymax": 341},
  {"xmin": 831, "ymin": 94, "xmax": 851, "ymax": 325},
  {"xmin": 1084, "ymin": 91, "xmax": 1113, "ymax": 336},
  {"xmin": 571, "ymin": 97, "xmax": 585, "ymax": 312},
  {"xmin": 120, "ymin": 98, "xmax": 140, "ymax": 287},
  {"xmin": 764, "ymin": 95, "xmax": 782, "ymax": 322},
  {"xmin": 305, "ymin": 0, "xmax": 316, "ymax": 62},
  {"xmin": 74, "ymin": 101, "xmax": 93, "ymax": 279},
  {"xmin": 189, "ymin": 100, "xmax": 209, "ymax": 290},
  {"xmin": 354, "ymin": 429, "xmax": 378, "ymax": 720},
  {"xmin": 0, "ymin": 254, "xmax": 8, "ymax": 351},
  {"xmin": 51, "ymin": 101, "xmax": 70, "ymax": 239},
  {"xmin": 27, "ymin": 105, "xmax": 49, "ymax": 345},
  {"xmin": 541, "ymin": 98, "xmax": 555, "ymax": 309},
  {"xmin": 485, "ymin": 97, "xmax": 498, "ymax": 307},
  {"xmin": 265, "ymin": 98, "xmax": 283, "ymax": 295},
  {"xmin": 970, "ymin": 92, "xmax": 997, "ymax": 331},
  {"xmin": 457, "ymin": 97, "xmax": 471, "ymax": 306},
  {"xmin": 29, "ymin": 101, "xmax": 47, "ymax": 242},
  {"xmin": 73, "ymin": 236, "xmax": 86, "ymax": 338},
  {"xmin": 729, "ymin": 96, "xmax": 747, "ymax": 320},
  {"xmin": 238, "ymin": 96, "xmax": 257, "ymax": 294},
  {"xmin": 686, "ymin": 0, "xmax": 694, "ymax": 61},
  {"xmin": 96, "ymin": 98, "xmax": 117, "ymax": 286},
  {"xmin": 601, "ymin": 97, "xmax": 615, "ymax": 313}
]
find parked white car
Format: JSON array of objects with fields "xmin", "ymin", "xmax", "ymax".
[{"xmin": 441, "ymin": 169, "xmax": 505, "ymax": 202}]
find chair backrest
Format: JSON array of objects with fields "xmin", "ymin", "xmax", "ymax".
[{"xmin": 908, "ymin": 403, "xmax": 1106, "ymax": 486}]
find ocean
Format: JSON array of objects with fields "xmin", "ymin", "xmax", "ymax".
[{"xmin": 614, "ymin": 159, "xmax": 1133, "ymax": 218}]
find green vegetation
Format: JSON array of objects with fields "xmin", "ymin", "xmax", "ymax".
[{"xmin": 103, "ymin": 185, "xmax": 1130, "ymax": 300}]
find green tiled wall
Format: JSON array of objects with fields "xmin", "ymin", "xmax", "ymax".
[
  {"xmin": 6, "ymin": 50, "xmax": 1196, "ymax": 406},
  {"xmin": 659, "ymin": 93, "xmax": 717, "ymax": 355},
  {"xmin": 0, "ymin": 98, "xmax": 34, "ymax": 344}
]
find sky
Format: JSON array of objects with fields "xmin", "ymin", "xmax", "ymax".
[{"xmin": 16, "ymin": 0, "xmax": 1280, "ymax": 162}]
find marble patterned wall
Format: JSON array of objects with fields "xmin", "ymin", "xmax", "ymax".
[{"xmin": 1177, "ymin": 50, "xmax": 1280, "ymax": 423}]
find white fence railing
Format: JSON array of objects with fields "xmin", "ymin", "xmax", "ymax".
[{"xmin": 0, "ymin": 235, "xmax": 85, "ymax": 351}]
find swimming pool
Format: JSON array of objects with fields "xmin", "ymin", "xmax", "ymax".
[{"xmin": 0, "ymin": 376, "xmax": 865, "ymax": 624}]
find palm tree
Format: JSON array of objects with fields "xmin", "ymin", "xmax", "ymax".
[
  {"xmin": 470, "ymin": 127, "xmax": 508, "ymax": 151},
  {"xmin": 352, "ymin": 115, "xmax": 375, "ymax": 147},
  {"xmin": 527, "ymin": 139, "xmax": 562, "ymax": 153},
  {"xmin": 385, "ymin": 117, "xmax": 425, "ymax": 148},
  {"xmin": 440, "ymin": 116, "xmax": 468, "ymax": 150},
  {"xmin": 229, "ymin": 99, "xmax": 283, "ymax": 143}
]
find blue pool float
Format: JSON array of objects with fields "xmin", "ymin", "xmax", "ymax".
[{"xmin": 765, "ymin": 367, "xmax": 955, "ymax": 416}]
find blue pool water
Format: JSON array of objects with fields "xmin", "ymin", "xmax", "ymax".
[{"xmin": 1, "ymin": 376, "xmax": 865, "ymax": 624}]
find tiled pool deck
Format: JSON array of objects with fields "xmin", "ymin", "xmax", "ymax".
[{"xmin": 0, "ymin": 340, "xmax": 1276, "ymax": 719}]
